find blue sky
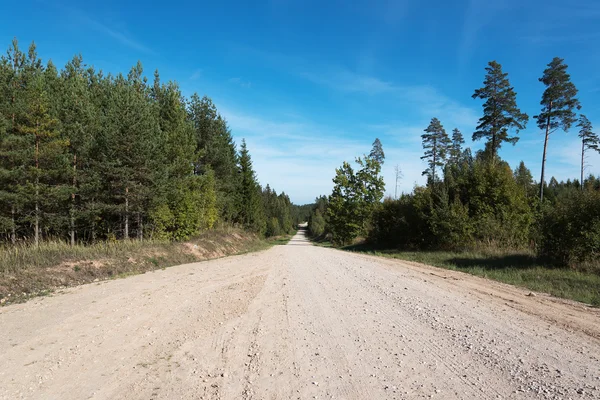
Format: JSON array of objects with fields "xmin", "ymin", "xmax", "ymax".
[{"xmin": 3, "ymin": 0, "xmax": 600, "ymax": 204}]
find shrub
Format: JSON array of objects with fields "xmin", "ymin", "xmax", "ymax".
[{"xmin": 538, "ymin": 189, "xmax": 600, "ymax": 269}]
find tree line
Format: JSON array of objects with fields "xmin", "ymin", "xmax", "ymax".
[
  {"xmin": 310, "ymin": 57, "xmax": 600, "ymax": 269},
  {"xmin": 0, "ymin": 39, "xmax": 303, "ymax": 245}
]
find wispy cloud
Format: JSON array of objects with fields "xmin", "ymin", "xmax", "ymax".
[
  {"xmin": 300, "ymin": 68, "xmax": 395, "ymax": 95},
  {"xmin": 65, "ymin": 7, "xmax": 156, "ymax": 55},
  {"xmin": 217, "ymin": 46, "xmax": 482, "ymax": 202},
  {"xmin": 249, "ymin": 46, "xmax": 478, "ymax": 126},
  {"xmin": 457, "ymin": 0, "xmax": 518, "ymax": 72},
  {"xmin": 228, "ymin": 77, "xmax": 252, "ymax": 88},
  {"xmin": 190, "ymin": 69, "xmax": 202, "ymax": 80}
]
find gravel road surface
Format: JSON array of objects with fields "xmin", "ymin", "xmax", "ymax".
[{"xmin": 1, "ymin": 230, "xmax": 599, "ymax": 399}]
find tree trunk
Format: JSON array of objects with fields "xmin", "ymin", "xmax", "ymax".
[
  {"xmin": 137, "ymin": 212, "xmax": 143, "ymax": 241},
  {"xmin": 91, "ymin": 200, "xmax": 96, "ymax": 244},
  {"xmin": 540, "ymin": 109, "xmax": 551, "ymax": 202},
  {"xmin": 11, "ymin": 205, "xmax": 16, "ymax": 244},
  {"xmin": 34, "ymin": 128, "xmax": 39, "ymax": 247},
  {"xmin": 581, "ymin": 138, "xmax": 585, "ymax": 191},
  {"xmin": 35, "ymin": 188, "xmax": 39, "ymax": 247},
  {"xmin": 432, "ymin": 139, "xmax": 437, "ymax": 186},
  {"xmin": 124, "ymin": 187, "xmax": 129, "ymax": 240},
  {"xmin": 70, "ymin": 154, "xmax": 77, "ymax": 246}
]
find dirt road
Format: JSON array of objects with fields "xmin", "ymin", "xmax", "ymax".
[{"xmin": 1, "ymin": 230, "xmax": 599, "ymax": 399}]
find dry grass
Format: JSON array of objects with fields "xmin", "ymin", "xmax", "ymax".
[{"xmin": 0, "ymin": 228, "xmax": 269, "ymax": 305}]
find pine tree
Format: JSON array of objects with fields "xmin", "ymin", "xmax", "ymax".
[
  {"xmin": 149, "ymin": 76, "xmax": 217, "ymax": 239},
  {"xmin": 59, "ymin": 55, "xmax": 97, "ymax": 245},
  {"xmin": 535, "ymin": 57, "xmax": 580, "ymax": 201},
  {"xmin": 188, "ymin": 94, "xmax": 239, "ymax": 221},
  {"xmin": 0, "ymin": 39, "xmax": 26, "ymax": 243},
  {"xmin": 369, "ymin": 138, "xmax": 385, "ymax": 165},
  {"xmin": 99, "ymin": 64, "xmax": 161, "ymax": 239},
  {"xmin": 0, "ymin": 38, "xmax": 299, "ymax": 245},
  {"xmin": 449, "ymin": 128, "xmax": 465, "ymax": 164},
  {"xmin": 576, "ymin": 115, "xmax": 599, "ymax": 190},
  {"xmin": 421, "ymin": 118, "xmax": 450, "ymax": 186},
  {"xmin": 514, "ymin": 161, "xmax": 534, "ymax": 198},
  {"xmin": 17, "ymin": 47, "xmax": 68, "ymax": 246},
  {"xmin": 237, "ymin": 140, "xmax": 265, "ymax": 234},
  {"xmin": 472, "ymin": 61, "xmax": 528, "ymax": 160}
]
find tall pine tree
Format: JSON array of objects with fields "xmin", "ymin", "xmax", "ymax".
[
  {"xmin": 576, "ymin": 115, "xmax": 599, "ymax": 190},
  {"xmin": 421, "ymin": 117, "xmax": 450, "ymax": 186},
  {"xmin": 188, "ymin": 94, "xmax": 239, "ymax": 221},
  {"xmin": 535, "ymin": 57, "xmax": 580, "ymax": 201},
  {"xmin": 237, "ymin": 139, "xmax": 265, "ymax": 234},
  {"xmin": 472, "ymin": 61, "xmax": 528, "ymax": 160},
  {"xmin": 449, "ymin": 128, "xmax": 465, "ymax": 164},
  {"xmin": 0, "ymin": 39, "xmax": 26, "ymax": 243}
]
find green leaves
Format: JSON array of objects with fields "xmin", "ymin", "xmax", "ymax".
[{"xmin": 327, "ymin": 141, "xmax": 386, "ymax": 245}]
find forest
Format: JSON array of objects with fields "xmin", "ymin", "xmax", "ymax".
[
  {"xmin": 0, "ymin": 39, "xmax": 310, "ymax": 246},
  {"xmin": 309, "ymin": 58, "xmax": 600, "ymax": 274}
]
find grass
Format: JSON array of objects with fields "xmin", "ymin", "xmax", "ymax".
[
  {"xmin": 0, "ymin": 228, "xmax": 272, "ymax": 306},
  {"xmin": 338, "ymin": 243, "xmax": 600, "ymax": 306},
  {"xmin": 266, "ymin": 231, "xmax": 296, "ymax": 246}
]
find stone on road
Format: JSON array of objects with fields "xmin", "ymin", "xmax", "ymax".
[{"xmin": 1, "ymin": 230, "xmax": 599, "ymax": 399}]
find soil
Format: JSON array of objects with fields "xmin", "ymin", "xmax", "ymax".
[{"xmin": 1, "ymin": 230, "xmax": 598, "ymax": 399}]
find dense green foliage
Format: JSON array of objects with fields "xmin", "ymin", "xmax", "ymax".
[
  {"xmin": 311, "ymin": 57, "xmax": 600, "ymax": 275},
  {"xmin": 538, "ymin": 189, "xmax": 600, "ymax": 268},
  {"xmin": 325, "ymin": 140, "xmax": 385, "ymax": 245},
  {"xmin": 0, "ymin": 39, "xmax": 302, "ymax": 245},
  {"xmin": 307, "ymin": 196, "xmax": 328, "ymax": 237}
]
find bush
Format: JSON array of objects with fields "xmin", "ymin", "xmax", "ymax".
[
  {"xmin": 368, "ymin": 192, "xmax": 431, "ymax": 249},
  {"xmin": 538, "ymin": 190, "xmax": 600, "ymax": 269},
  {"xmin": 464, "ymin": 160, "xmax": 533, "ymax": 248}
]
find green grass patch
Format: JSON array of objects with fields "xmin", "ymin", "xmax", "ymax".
[
  {"xmin": 266, "ymin": 232, "xmax": 297, "ymax": 246},
  {"xmin": 342, "ymin": 245, "xmax": 600, "ymax": 306}
]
